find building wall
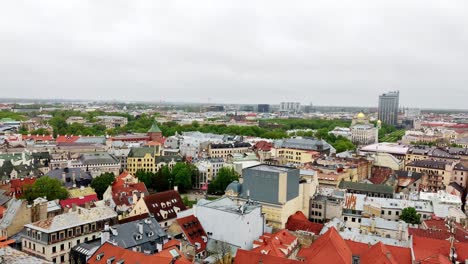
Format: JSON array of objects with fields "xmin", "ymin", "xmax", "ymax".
[
  {"xmin": 276, "ymin": 148, "xmax": 314, "ymax": 164},
  {"xmin": 127, "ymin": 153, "xmax": 156, "ymax": 174},
  {"xmin": 2, "ymin": 201, "xmax": 31, "ymax": 237},
  {"xmin": 196, "ymin": 204, "xmax": 264, "ymax": 249},
  {"xmin": 22, "ymin": 231, "xmax": 100, "ymax": 263}
]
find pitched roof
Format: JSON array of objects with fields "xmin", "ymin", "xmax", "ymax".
[
  {"xmin": 112, "ymin": 182, "xmax": 148, "ymax": 206},
  {"xmin": 360, "ymin": 242, "xmax": 398, "ymax": 264},
  {"xmin": 297, "ymin": 227, "xmax": 352, "ymax": 264},
  {"xmin": 87, "ymin": 242, "xmax": 191, "ymax": 264},
  {"xmin": 176, "ymin": 215, "xmax": 207, "ymax": 253},
  {"xmin": 148, "ymin": 122, "xmax": 162, "ymax": 133},
  {"xmin": 234, "ymin": 249, "xmax": 301, "ymax": 264},
  {"xmin": 251, "ymin": 229, "xmax": 298, "ymax": 258},
  {"xmin": 59, "ymin": 194, "xmax": 98, "ymax": 208},
  {"xmin": 345, "ymin": 240, "xmax": 412, "ymax": 264},
  {"xmin": 412, "ymin": 236, "xmax": 450, "ymax": 262},
  {"xmin": 109, "ymin": 217, "xmax": 167, "ymax": 250},
  {"xmin": 56, "ymin": 135, "xmax": 80, "ymax": 143},
  {"xmin": 143, "ymin": 191, "xmax": 187, "ymax": 222},
  {"xmin": 285, "ymin": 211, "xmax": 323, "ymax": 234},
  {"xmin": 338, "ymin": 181, "xmax": 394, "ymax": 194},
  {"xmin": 455, "ymin": 242, "xmax": 468, "ymax": 263},
  {"xmin": 9, "ymin": 177, "xmax": 36, "ymax": 197}
]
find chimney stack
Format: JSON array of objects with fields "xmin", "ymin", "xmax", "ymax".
[
  {"xmin": 101, "ymin": 224, "xmax": 110, "ymax": 245},
  {"xmin": 138, "ymin": 222, "xmax": 144, "ymax": 234}
]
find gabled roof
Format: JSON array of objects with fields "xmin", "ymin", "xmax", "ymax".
[
  {"xmin": 112, "ymin": 182, "xmax": 148, "ymax": 207},
  {"xmin": 360, "ymin": 242, "xmax": 398, "ymax": 264},
  {"xmin": 56, "ymin": 135, "xmax": 80, "ymax": 143},
  {"xmin": 87, "ymin": 242, "xmax": 191, "ymax": 264},
  {"xmin": 9, "ymin": 177, "xmax": 36, "ymax": 197},
  {"xmin": 345, "ymin": 240, "xmax": 412, "ymax": 264},
  {"xmin": 143, "ymin": 191, "xmax": 187, "ymax": 223},
  {"xmin": 251, "ymin": 229, "xmax": 298, "ymax": 258},
  {"xmin": 176, "ymin": 215, "xmax": 207, "ymax": 253},
  {"xmin": 297, "ymin": 227, "xmax": 352, "ymax": 264},
  {"xmin": 109, "ymin": 217, "xmax": 167, "ymax": 250},
  {"xmin": 412, "ymin": 236, "xmax": 450, "ymax": 262},
  {"xmin": 234, "ymin": 249, "xmax": 301, "ymax": 264},
  {"xmin": 285, "ymin": 211, "xmax": 323, "ymax": 234},
  {"xmin": 59, "ymin": 194, "xmax": 98, "ymax": 208}
]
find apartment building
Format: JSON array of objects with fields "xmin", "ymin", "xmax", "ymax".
[{"xmin": 21, "ymin": 206, "xmax": 117, "ymax": 263}]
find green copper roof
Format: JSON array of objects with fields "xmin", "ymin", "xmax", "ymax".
[{"xmin": 148, "ymin": 121, "xmax": 162, "ymax": 133}]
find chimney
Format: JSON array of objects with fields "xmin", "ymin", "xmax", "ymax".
[
  {"xmin": 72, "ymin": 203, "xmax": 77, "ymax": 212},
  {"xmin": 173, "ymin": 186, "xmax": 178, "ymax": 192},
  {"xmin": 85, "ymin": 202, "xmax": 90, "ymax": 209},
  {"xmin": 72, "ymin": 172, "xmax": 76, "ymax": 183},
  {"xmin": 138, "ymin": 222, "xmax": 143, "ymax": 234},
  {"xmin": 132, "ymin": 192, "xmax": 138, "ymax": 205},
  {"xmin": 62, "ymin": 172, "xmax": 66, "ymax": 183},
  {"xmin": 101, "ymin": 224, "xmax": 110, "ymax": 245}
]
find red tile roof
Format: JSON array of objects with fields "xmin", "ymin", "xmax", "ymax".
[
  {"xmin": 234, "ymin": 249, "xmax": 301, "ymax": 264},
  {"xmin": 254, "ymin": 141, "xmax": 273, "ymax": 151},
  {"xmin": 409, "ymin": 228, "xmax": 450, "ymax": 241},
  {"xmin": 163, "ymin": 239, "xmax": 181, "ymax": 250},
  {"xmin": 297, "ymin": 227, "xmax": 352, "ymax": 264},
  {"xmin": 422, "ymin": 218, "xmax": 468, "ymax": 242},
  {"xmin": 87, "ymin": 242, "xmax": 191, "ymax": 264},
  {"xmin": 59, "ymin": 194, "xmax": 98, "ymax": 208},
  {"xmin": 112, "ymin": 182, "xmax": 148, "ymax": 206},
  {"xmin": 23, "ymin": 135, "xmax": 54, "ymax": 142},
  {"xmin": 345, "ymin": 240, "xmax": 412, "ymax": 264},
  {"xmin": 56, "ymin": 135, "xmax": 80, "ymax": 143},
  {"xmin": 176, "ymin": 215, "xmax": 207, "ymax": 254},
  {"xmin": 412, "ymin": 236, "xmax": 451, "ymax": 262},
  {"xmin": 0, "ymin": 206, "xmax": 6, "ymax": 218},
  {"xmin": 360, "ymin": 242, "xmax": 398, "ymax": 264},
  {"xmin": 455, "ymin": 242, "xmax": 468, "ymax": 263},
  {"xmin": 252, "ymin": 230, "xmax": 298, "ymax": 258},
  {"xmin": 9, "ymin": 177, "xmax": 36, "ymax": 198},
  {"xmin": 418, "ymin": 254, "xmax": 452, "ymax": 264},
  {"xmin": 143, "ymin": 190, "xmax": 187, "ymax": 223},
  {"xmin": 285, "ymin": 211, "xmax": 323, "ymax": 234}
]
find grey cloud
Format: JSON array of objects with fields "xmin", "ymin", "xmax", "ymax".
[{"xmin": 0, "ymin": 0, "xmax": 467, "ymax": 108}]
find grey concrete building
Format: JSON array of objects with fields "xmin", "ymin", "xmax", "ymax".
[{"xmin": 378, "ymin": 91, "xmax": 399, "ymax": 126}]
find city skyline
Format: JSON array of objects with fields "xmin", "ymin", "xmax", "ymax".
[{"xmin": 1, "ymin": 1, "xmax": 468, "ymax": 109}]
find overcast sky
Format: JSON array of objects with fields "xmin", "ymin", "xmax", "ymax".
[{"xmin": 1, "ymin": 1, "xmax": 467, "ymax": 109}]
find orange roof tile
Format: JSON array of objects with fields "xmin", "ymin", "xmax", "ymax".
[
  {"xmin": 297, "ymin": 227, "xmax": 352, "ymax": 264},
  {"xmin": 285, "ymin": 211, "xmax": 323, "ymax": 234},
  {"xmin": 360, "ymin": 242, "xmax": 398, "ymax": 264},
  {"xmin": 251, "ymin": 229, "xmax": 298, "ymax": 258},
  {"xmin": 234, "ymin": 249, "xmax": 301, "ymax": 264},
  {"xmin": 87, "ymin": 242, "xmax": 191, "ymax": 264},
  {"xmin": 413, "ymin": 236, "xmax": 450, "ymax": 262},
  {"xmin": 176, "ymin": 215, "xmax": 207, "ymax": 254}
]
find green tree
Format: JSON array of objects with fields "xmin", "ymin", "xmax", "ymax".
[
  {"xmin": 172, "ymin": 163, "xmax": 197, "ymax": 193},
  {"xmin": 18, "ymin": 125, "xmax": 29, "ymax": 135},
  {"xmin": 152, "ymin": 165, "xmax": 171, "ymax": 191},
  {"xmin": 208, "ymin": 167, "xmax": 239, "ymax": 195},
  {"xmin": 90, "ymin": 173, "xmax": 115, "ymax": 199},
  {"xmin": 400, "ymin": 207, "xmax": 421, "ymax": 225},
  {"xmin": 136, "ymin": 170, "xmax": 155, "ymax": 190},
  {"xmin": 23, "ymin": 176, "xmax": 69, "ymax": 203},
  {"xmin": 30, "ymin": 128, "xmax": 50, "ymax": 135}
]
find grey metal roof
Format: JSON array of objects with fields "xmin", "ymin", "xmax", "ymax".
[
  {"xmin": 338, "ymin": 181, "xmax": 394, "ymax": 194},
  {"xmin": 0, "ymin": 198, "xmax": 23, "ymax": 229},
  {"xmin": 108, "ymin": 217, "xmax": 167, "ymax": 249},
  {"xmin": 80, "ymin": 152, "xmax": 119, "ymax": 165},
  {"xmin": 275, "ymin": 137, "xmax": 331, "ymax": 151}
]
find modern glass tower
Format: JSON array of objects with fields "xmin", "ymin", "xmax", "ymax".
[{"xmin": 378, "ymin": 91, "xmax": 399, "ymax": 126}]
